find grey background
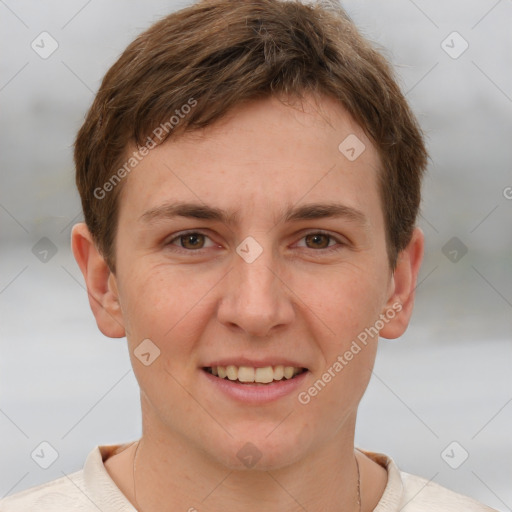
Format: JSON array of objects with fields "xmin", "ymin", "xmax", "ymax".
[{"xmin": 0, "ymin": 0, "xmax": 511, "ymax": 509}]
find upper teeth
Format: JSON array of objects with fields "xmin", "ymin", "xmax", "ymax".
[{"xmin": 209, "ymin": 365, "xmax": 303, "ymax": 383}]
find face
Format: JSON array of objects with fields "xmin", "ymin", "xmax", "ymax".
[{"xmin": 77, "ymin": 93, "xmax": 419, "ymax": 471}]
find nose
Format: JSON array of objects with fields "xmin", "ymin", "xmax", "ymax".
[{"xmin": 216, "ymin": 242, "xmax": 295, "ymax": 337}]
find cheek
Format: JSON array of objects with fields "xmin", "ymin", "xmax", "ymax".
[
  {"xmin": 121, "ymin": 266, "xmax": 191, "ymax": 330},
  {"xmin": 119, "ymin": 265, "xmax": 216, "ymax": 363},
  {"xmin": 304, "ymin": 263, "xmax": 387, "ymax": 337},
  {"xmin": 298, "ymin": 264, "xmax": 386, "ymax": 393},
  {"xmin": 121, "ymin": 269, "xmax": 207, "ymax": 408}
]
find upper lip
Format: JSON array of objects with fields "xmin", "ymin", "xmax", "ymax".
[{"xmin": 203, "ymin": 358, "xmax": 308, "ymax": 369}]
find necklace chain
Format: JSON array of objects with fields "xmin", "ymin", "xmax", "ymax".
[
  {"xmin": 355, "ymin": 451, "xmax": 361, "ymax": 511},
  {"xmin": 132, "ymin": 440, "xmax": 361, "ymax": 512},
  {"xmin": 132, "ymin": 440, "xmax": 140, "ymax": 510}
]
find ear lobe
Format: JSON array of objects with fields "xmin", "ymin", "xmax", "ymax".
[
  {"xmin": 71, "ymin": 223, "xmax": 126, "ymax": 338},
  {"xmin": 379, "ymin": 227, "xmax": 424, "ymax": 340}
]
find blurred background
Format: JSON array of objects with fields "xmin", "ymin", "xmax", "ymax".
[{"xmin": 0, "ymin": 0, "xmax": 511, "ymax": 509}]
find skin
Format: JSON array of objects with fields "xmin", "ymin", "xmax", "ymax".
[{"xmin": 72, "ymin": 93, "xmax": 424, "ymax": 512}]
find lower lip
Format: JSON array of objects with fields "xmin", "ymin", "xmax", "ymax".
[{"xmin": 201, "ymin": 369, "xmax": 309, "ymax": 404}]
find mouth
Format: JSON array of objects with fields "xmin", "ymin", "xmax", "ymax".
[{"xmin": 203, "ymin": 365, "xmax": 308, "ymax": 385}]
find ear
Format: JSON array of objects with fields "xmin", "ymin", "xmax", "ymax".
[
  {"xmin": 379, "ymin": 227, "xmax": 424, "ymax": 339},
  {"xmin": 71, "ymin": 223, "xmax": 126, "ymax": 338}
]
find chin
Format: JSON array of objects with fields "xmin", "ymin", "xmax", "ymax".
[{"xmin": 210, "ymin": 428, "xmax": 310, "ymax": 471}]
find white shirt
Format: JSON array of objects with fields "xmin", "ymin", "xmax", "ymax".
[{"xmin": 0, "ymin": 444, "xmax": 498, "ymax": 511}]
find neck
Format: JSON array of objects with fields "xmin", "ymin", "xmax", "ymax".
[{"xmin": 130, "ymin": 426, "xmax": 362, "ymax": 512}]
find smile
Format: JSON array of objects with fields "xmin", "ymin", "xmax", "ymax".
[{"xmin": 204, "ymin": 365, "xmax": 307, "ymax": 385}]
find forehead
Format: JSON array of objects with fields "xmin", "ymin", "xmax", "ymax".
[{"xmin": 117, "ymin": 93, "xmax": 383, "ymax": 229}]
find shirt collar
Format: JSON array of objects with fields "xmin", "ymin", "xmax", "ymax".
[
  {"xmin": 357, "ymin": 448, "xmax": 404, "ymax": 511},
  {"xmin": 83, "ymin": 443, "xmax": 137, "ymax": 511}
]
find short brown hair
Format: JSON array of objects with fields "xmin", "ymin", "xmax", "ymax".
[{"xmin": 74, "ymin": 0, "xmax": 428, "ymax": 273}]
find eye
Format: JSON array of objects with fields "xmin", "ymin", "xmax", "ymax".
[
  {"xmin": 165, "ymin": 230, "xmax": 347, "ymax": 254},
  {"xmin": 166, "ymin": 231, "xmax": 217, "ymax": 251},
  {"xmin": 296, "ymin": 231, "xmax": 346, "ymax": 252}
]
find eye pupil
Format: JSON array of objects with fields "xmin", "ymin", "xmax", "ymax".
[
  {"xmin": 306, "ymin": 234, "xmax": 329, "ymax": 249},
  {"xmin": 182, "ymin": 233, "xmax": 204, "ymax": 249}
]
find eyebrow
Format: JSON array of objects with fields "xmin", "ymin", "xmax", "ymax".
[{"xmin": 139, "ymin": 201, "xmax": 368, "ymax": 227}]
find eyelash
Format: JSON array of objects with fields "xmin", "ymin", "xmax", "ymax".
[{"xmin": 165, "ymin": 230, "xmax": 347, "ymax": 255}]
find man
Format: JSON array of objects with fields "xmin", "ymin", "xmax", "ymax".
[{"xmin": 0, "ymin": 0, "xmax": 498, "ymax": 510}]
